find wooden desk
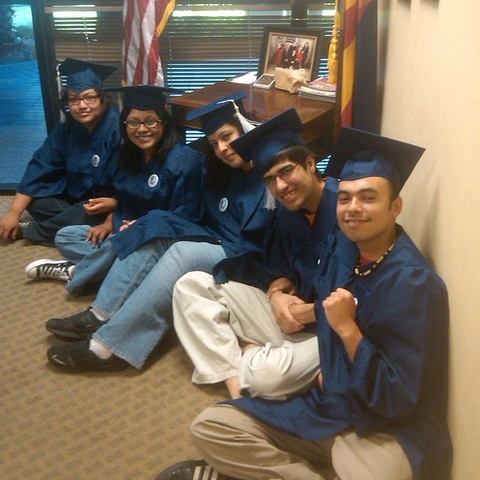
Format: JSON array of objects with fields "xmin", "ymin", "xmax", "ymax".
[{"xmin": 169, "ymin": 81, "xmax": 335, "ymax": 153}]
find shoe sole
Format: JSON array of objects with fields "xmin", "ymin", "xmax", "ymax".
[
  {"xmin": 45, "ymin": 326, "xmax": 94, "ymax": 341},
  {"xmin": 48, "ymin": 360, "xmax": 128, "ymax": 373},
  {"xmin": 47, "ymin": 351, "xmax": 129, "ymax": 373},
  {"xmin": 155, "ymin": 460, "xmax": 209, "ymax": 480}
]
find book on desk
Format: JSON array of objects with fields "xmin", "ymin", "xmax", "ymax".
[{"xmin": 297, "ymin": 76, "xmax": 336, "ymax": 103}]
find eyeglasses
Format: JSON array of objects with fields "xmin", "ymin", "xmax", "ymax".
[
  {"xmin": 264, "ymin": 164, "xmax": 298, "ymax": 187},
  {"xmin": 67, "ymin": 94, "xmax": 99, "ymax": 106},
  {"xmin": 124, "ymin": 119, "xmax": 162, "ymax": 129}
]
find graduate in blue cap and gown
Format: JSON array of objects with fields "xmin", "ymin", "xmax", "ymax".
[
  {"xmin": 173, "ymin": 107, "xmax": 339, "ymax": 400},
  {"xmin": 0, "ymin": 58, "xmax": 120, "ymax": 245},
  {"xmin": 44, "ymin": 92, "xmax": 272, "ymax": 373},
  {"xmin": 214, "ymin": 107, "xmax": 339, "ymax": 296},
  {"xmin": 163, "ymin": 128, "xmax": 452, "ymax": 480}
]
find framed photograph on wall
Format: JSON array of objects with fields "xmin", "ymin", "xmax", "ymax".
[{"xmin": 257, "ymin": 26, "xmax": 323, "ymax": 82}]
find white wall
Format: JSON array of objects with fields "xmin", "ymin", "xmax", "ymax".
[{"xmin": 379, "ymin": 0, "xmax": 480, "ymax": 478}]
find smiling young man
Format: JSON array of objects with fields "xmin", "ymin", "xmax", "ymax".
[
  {"xmin": 263, "ymin": 153, "xmax": 324, "ymax": 213},
  {"xmin": 158, "ymin": 128, "xmax": 452, "ymax": 480},
  {"xmin": 172, "ymin": 108, "xmax": 338, "ymax": 400},
  {"xmin": 0, "ymin": 58, "xmax": 120, "ymax": 246}
]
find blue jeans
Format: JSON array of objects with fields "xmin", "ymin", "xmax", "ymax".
[
  {"xmin": 55, "ymin": 225, "xmax": 100, "ymax": 263},
  {"xmin": 91, "ymin": 240, "xmax": 226, "ymax": 369},
  {"xmin": 90, "ymin": 237, "xmax": 175, "ymax": 315},
  {"xmin": 56, "ymin": 225, "xmax": 123, "ymax": 294}
]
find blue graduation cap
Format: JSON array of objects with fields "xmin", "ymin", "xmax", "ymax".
[
  {"xmin": 230, "ymin": 107, "xmax": 304, "ymax": 174},
  {"xmin": 106, "ymin": 85, "xmax": 183, "ymax": 111},
  {"xmin": 186, "ymin": 91, "xmax": 250, "ymax": 135},
  {"xmin": 325, "ymin": 127, "xmax": 425, "ymax": 191},
  {"xmin": 59, "ymin": 58, "xmax": 116, "ymax": 93}
]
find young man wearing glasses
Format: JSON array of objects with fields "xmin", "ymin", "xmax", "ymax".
[
  {"xmin": 0, "ymin": 58, "xmax": 120, "ymax": 246},
  {"xmin": 172, "ymin": 108, "xmax": 338, "ymax": 400}
]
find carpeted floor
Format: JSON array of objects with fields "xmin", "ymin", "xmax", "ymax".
[{"xmin": 0, "ymin": 195, "xmax": 227, "ymax": 480}]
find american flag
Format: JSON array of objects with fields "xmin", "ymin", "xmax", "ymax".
[{"xmin": 122, "ymin": 0, "xmax": 176, "ymax": 86}]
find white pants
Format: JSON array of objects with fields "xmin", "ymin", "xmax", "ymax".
[{"xmin": 173, "ymin": 271, "xmax": 320, "ymax": 400}]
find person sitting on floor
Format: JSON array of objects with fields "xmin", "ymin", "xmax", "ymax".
[
  {"xmin": 156, "ymin": 128, "xmax": 452, "ymax": 480},
  {"xmin": 0, "ymin": 58, "xmax": 120, "ymax": 246}
]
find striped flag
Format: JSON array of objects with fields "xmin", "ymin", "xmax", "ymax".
[
  {"xmin": 122, "ymin": 0, "xmax": 176, "ymax": 86},
  {"xmin": 340, "ymin": 0, "xmax": 378, "ymax": 132}
]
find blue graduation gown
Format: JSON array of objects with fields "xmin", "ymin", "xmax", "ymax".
[
  {"xmin": 17, "ymin": 105, "xmax": 120, "ymax": 201},
  {"xmin": 111, "ymin": 167, "xmax": 271, "ymax": 260},
  {"xmin": 213, "ymin": 175, "xmax": 339, "ymax": 300},
  {"xmin": 110, "ymin": 142, "xmax": 205, "ymax": 232},
  {"xmin": 230, "ymin": 228, "xmax": 452, "ymax": 480}
]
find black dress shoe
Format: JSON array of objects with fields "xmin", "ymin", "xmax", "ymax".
[
  {"xmin": 155, "ymin": 460, "xmax": 237, "ymax": 480},
  {"xmin": 47, "ymin": 341, "xmax": 128, "ymax": 372},
  {"xmin": 46, "ymin": 310, "xmax": 105, "ymax": 340}
]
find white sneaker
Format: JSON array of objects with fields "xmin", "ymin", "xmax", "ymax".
[{"xmin": 25, "ymin": 259, "xmax": 75, "ymax": 281}]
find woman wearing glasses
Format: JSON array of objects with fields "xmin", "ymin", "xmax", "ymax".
[{"xmin": 0, "ymin": 58, "xmax": 121, "ymax": 246}]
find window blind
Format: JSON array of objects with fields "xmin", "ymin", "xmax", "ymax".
[
  {"xmin": 162, "ymin": 2, "xmax": 335, "ymax": 92},
  {"xmin": 44, "ymin": 1, "xmax": 124, "ymax": 88},
  {"xmin": 43, "ymin": 1, "xmax": 334, "ymax": 86},
  {"xmin": 43, "ymin": 1, "xmax": 335, "ymax": 142},
  {"xmin": 162, "ymin": 2, "xmax": 335, "ymax": 142}
]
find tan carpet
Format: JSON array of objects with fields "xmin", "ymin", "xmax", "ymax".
[{"xmin": 0, "ymin": 195, "xmax": 227, "ymax": 480}]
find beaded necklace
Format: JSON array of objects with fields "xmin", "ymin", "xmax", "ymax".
[{"xmin": 354, "ymin": 242, "xmax": 396, "ymax": 277}]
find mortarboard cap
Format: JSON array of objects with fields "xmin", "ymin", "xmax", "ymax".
[
  {"xmin": 325, "ymin": 127, "xmax": 425, "ymax": 191},
  {"xmin": 187, "ymin": 91, "xmax": 248, "ymax": 135},
  {"xmin": 59, "ymin": 58, "xmax": 116, "ymax": 93},
  {"xmin": 230, "ymin": 107, "xmax": 304, "ymax": 174},
  {"xmin": 106, "ymin": 85, "xmax": 183, "ymax": 111}
]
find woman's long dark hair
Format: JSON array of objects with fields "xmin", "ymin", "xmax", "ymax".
[
  {"xmin": 118, "ymin": 107, "xmax": 182, "ymax": 173},
  {"xmin": 204, "ymin": 119, "xmax": 244, "ymax": 193}
]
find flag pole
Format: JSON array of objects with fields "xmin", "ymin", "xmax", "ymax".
[
  {"xmin": 332, "ymin": 0, "xmax": 345, "ymax": 139},
  {"xmin": 328, "ymin": 0, "xmax": 340, "ymax": 85}
]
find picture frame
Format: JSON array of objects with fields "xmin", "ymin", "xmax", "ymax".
[{"xmin": 257, "ymin": 26, "xmax": 323, "ymax": 83}]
